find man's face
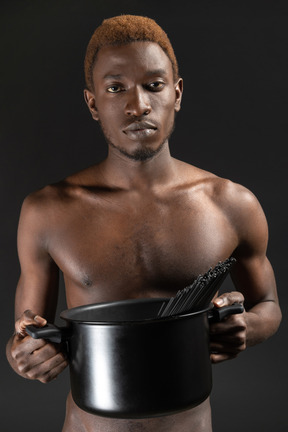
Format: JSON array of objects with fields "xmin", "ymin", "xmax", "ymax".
[{"xmin": 85, "ymin": 41, "xmax": 183, "ymax": 161}]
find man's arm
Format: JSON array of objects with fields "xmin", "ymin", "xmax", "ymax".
[
  {"xmin": 210, "ymin": 183, "xmax": 282, "ymax": 363},
  {"xmin": 6, "ymin": 192, "xmax": 68, "ymax": 382}
]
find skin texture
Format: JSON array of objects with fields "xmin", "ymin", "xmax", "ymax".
[{"xmin": 6, "ymin": 42, "xmax": 281, "ymax": 432}]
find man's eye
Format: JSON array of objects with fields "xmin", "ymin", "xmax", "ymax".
[
  {"xmin": 107, "ymin": 85, "xmax": 122, "ymax": 93},
  {"xmin": 147, "ymin": 81, "xmax": 165, "ymax": 91}
]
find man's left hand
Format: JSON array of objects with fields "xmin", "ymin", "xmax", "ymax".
[{"xmin": 210, "ymin": 291, "xmax": 247, "ymax": 363}]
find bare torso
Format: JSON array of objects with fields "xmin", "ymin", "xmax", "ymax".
[{"xmin": 27, "ymin": 159, "xmax": 242, "ymax": 432}]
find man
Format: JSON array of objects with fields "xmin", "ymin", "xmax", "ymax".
[{"xmin": 6, "ymin": 15, "xmax": 281, "ymax": 432}]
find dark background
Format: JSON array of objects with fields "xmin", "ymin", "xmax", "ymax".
[{"xmin": 1, "ymin": 1, "xmax": 287, "ymax": 431}]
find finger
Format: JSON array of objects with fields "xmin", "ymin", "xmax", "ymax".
[
  {"xmin": 210, "ymin": 340, "xmax": 246, "ymax": 354},
  {"xmin": 39, "ymin": 359, "xmax": 69, "ymax": 383},
  {"xmin": 20, "ymin": 309, "xmax": 47, "ymax": 325},
  {"xmin": 210, "ymin": 316, "xmax": 247, "ymax": 334},
  {"xmin": 11, "ymin": 335, "xmax": 47, "ymax": 361},
  {"xmin": 31, "ymin": 342, "xmax": 66, "ymax": 364},
  {"xmin": 23, "ymin": 341, "xmax": 65, "ymax": 368},
  {"xmin": 213, "ymin": 291, "xmax": 244, "ymax": 308},
  {"xmin": 210, "ymin": 332, "xmax": 246, "ymax": 347},
  {"xmin": 26, "ymin": 354, "xmax": 69, "ymax": 383},
  {"xmin": 210, "ymin": 352, "xmax": 238, "ymax": 364},
  {"xmin": 15, "ymin": 310, "xmax": 47, "ymax": 337}
]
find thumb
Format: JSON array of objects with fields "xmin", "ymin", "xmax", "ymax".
[
  {"xmin": 213, "ymin": 291, "xmax": 244, "ymax": 308},
  {"xmin": 15, "ymin": 309, "xmax": 47, "ymax": 338}
]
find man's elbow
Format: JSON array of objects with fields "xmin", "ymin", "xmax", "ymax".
[{"xmin": 272, "ymin": 301, "xmax": 282, "ymax": 333}]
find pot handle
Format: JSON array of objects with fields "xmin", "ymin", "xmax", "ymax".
[
  {"xmin": 26, "ymin": 323, "xmax": 68, "ymax": 343},
  {"xmin": 208, "ymin": 303, "xmax": 244, "ymax": 323}
]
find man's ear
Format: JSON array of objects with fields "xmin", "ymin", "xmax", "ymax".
[
  {"xmin": 84, "ymin": 89, "xmax": 99, "ymax": 121},
  {"xmin": 174, "ymin": 78, "xmax": 183, "ymax": 112}
]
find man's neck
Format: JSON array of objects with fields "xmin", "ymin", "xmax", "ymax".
[{"xmin": 99, "ymin": 143, "xmax": 178, "ymax": 191}]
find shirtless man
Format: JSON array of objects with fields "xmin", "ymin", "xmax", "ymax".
[{"xmin": 6, "ymin": 15, "xmax": 281, "ymax": 432}]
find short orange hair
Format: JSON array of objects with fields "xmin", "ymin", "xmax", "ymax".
[{"xmin": 84, "ymin": 15, "xmax": 179, "ymax": 90}]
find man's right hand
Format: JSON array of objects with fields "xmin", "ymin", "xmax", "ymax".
[{"xmin": 9, "ymin": 310, "xmax": 68, "ymax": 383}]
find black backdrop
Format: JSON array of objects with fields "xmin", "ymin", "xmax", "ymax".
[{"xmin": 1, "ymin": 1, "xmax": 287, "ymax": 431}]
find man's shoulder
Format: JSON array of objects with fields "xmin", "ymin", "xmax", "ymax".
[
  {"xmin": 23, "ymin": 165, "xmax": 100, "ymax": 207},
  {"xmin": 176, "ymin": 160, "xmax": 242, "ymax": 193},
  {"xmin": 199, "ymin": 171, "xmax": 266, "ymax": 236},
  {"xmin": 23, "ymin": 182, "xmax": 66, "ymax": 210},
  {"xmin": 176, "ymin": 159, "xmax": 260, "ymax": 211},
  {"xmin": 204, "ymin": 172, "xmax": 260, "ymax": 216}
]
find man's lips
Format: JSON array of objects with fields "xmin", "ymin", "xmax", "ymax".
[
  {"xmin": 123, "ymin": 121, "xmax": 157, "ymax": 132},
  {"xmin": 122, "ymin": 121, "xmax": 157, "ymax": 141}
]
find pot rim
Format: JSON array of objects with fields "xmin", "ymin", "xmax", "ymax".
[{"xmin": 60, "ymin": 297, "xmax": 213, "ymax": 325}]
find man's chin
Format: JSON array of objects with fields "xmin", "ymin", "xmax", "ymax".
[
  {"xmin": 119, "ymin": 147, "xmax": 161, "ymax": 162},
  {"xmin": 109, "ymin": 142, "xmax": 166, "ymax": 162}
]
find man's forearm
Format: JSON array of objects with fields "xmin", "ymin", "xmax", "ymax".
[{"xmin": 245, "ymin": 300, "xmax": 282, "ymax": 347}]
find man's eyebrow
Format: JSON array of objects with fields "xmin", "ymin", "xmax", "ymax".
[
  {"xmin": 145, "ymin": 69, "xmax": 168, "ymax": 77},
  {"xmin": 103, "ymin": 73, "xmax": 122, "ymax": 80},
  {"xmin": 102, "ymin": 69, "xmax": 168, "ymax": 80}
]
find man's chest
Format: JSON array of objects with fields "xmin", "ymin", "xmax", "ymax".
[{"xmin": 48, "ymin": 197, "xmax": 238, "ymax": 303}]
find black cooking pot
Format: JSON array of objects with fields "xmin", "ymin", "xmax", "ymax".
[{"xmin": 27, "ymin": 298, "xmax": 243, "ymax": 419}]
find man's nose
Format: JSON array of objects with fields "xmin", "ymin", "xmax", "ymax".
[{"xmin": 125, "ymin": 86, "xmax": 151, "ymax": 117}]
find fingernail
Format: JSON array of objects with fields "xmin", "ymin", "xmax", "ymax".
[
  {"xmin": 215, "ymin": 298, "xmax": 224, "ymax": 306},
  {"xmin": 34, "ymin": 315, "xmax": 47, "ymax": 324}
]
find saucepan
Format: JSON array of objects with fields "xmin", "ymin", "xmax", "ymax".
[{"xmin": 27, "ymin": 298, "xmax": 243, "ymax": 418}]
